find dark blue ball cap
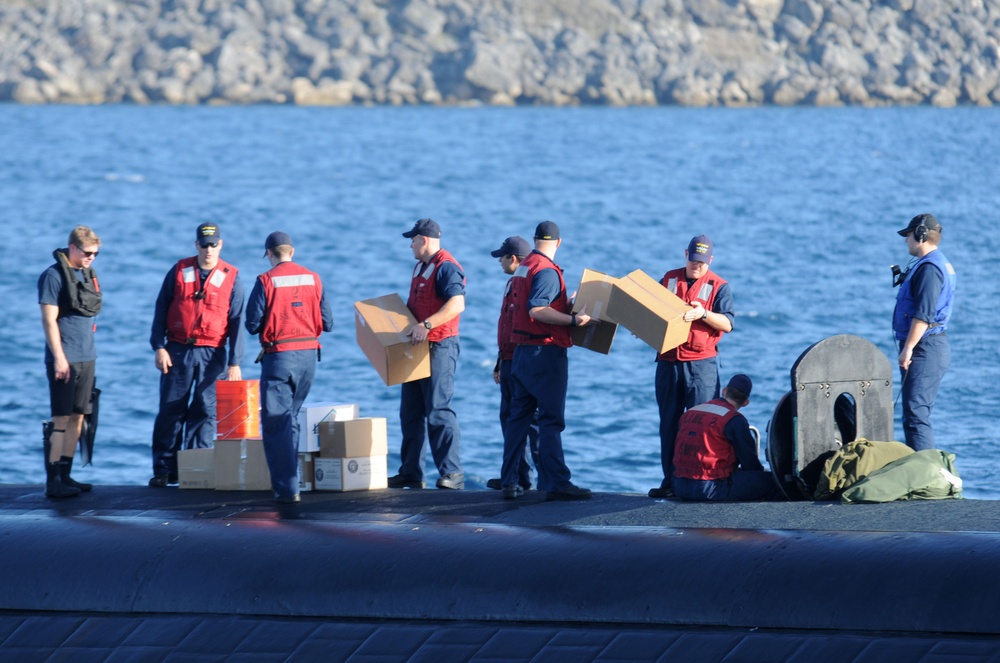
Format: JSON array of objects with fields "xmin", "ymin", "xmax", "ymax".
[
  {"xmin": 402, "ymin": 218, "xmax": 442, "ymax": 239},
  {"xmin": 490, "ymin": 236, "xmax": 531, "ymax": 258},
  {"xmin": 263, "ymin": 231, "xmax": 293, "ymax": 256},
  {"xmin": 196, "ymin": 222, "xmax": 221, "ymax": 246},
  {"xmin": 897, "ymin": 213, "xmax": 942, "ymax": 237},
  {"xmin": 726, "ymin": 374, "xmax": 752, "ymax": 398},
  {"xmin": 687, "ymin": 235, "xmax": 713, "ymax": 263},
  {"xmin": 534, "ymin": 220, "xmax": 560, "ymax": 241}
]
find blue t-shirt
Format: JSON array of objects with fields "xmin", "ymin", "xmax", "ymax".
[
  {"xmin": 434, "ymin": 261, "xmax": 466, "ymax": 300},
  {"xmin": 528, "ymin": 268, "xmax": 562, "ymax": 309},
  {"xmin": 909, "ymin": 261, "xmax": 945, "ymax": 325},
  {"xmin": 38, "ymin": 263, "xmax": 97, "ymax": 363}
]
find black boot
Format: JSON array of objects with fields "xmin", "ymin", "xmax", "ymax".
[
  {"xmin": 61, "ymin": 456, "xmax": 92, "ymax": 492},
  {"xmin": 45, "ymin": 461, "xmax": 80, "ymax": 499},
  {"xmin": 43, "ymin": 422, "xmax": 80, "ymax": 499}
]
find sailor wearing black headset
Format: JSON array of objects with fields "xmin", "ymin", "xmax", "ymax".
[{"xmin": 892, "ymin": 213, "xmax": 956, "ymax": 451}]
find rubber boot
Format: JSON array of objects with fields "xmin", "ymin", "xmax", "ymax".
[
  {"xmin": 45, "ymin": 461, "xmax": 80, "ymax": 499},
  {"xmin": 43, "ymin": 421, "xmax": 80, "ymax": 499},
  {"xmin": 61, "ymin": 456, "xmax": 92, "ymax": 492}
]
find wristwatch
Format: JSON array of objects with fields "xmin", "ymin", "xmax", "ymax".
[{"xmin": 423, "ymin": 320, "xmax": 432, "ymax": 330}]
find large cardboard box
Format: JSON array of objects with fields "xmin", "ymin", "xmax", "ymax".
[
  {"xmin": 570, "ymin": 268, "xmax": 620, "ymax": 354},
  {"xmin": 319, "ymin": 418, "xmax": 388, "ymax": 458},
  {"xmin": 607, "ymin": 269, "xmax": 693, "ymax": 354},
  {"xmin": 214, "ymin": 438, "xmax": 272, "ymax": 491},
  {"xmin": 298, "ymin": 402, "xmax": 360, "ymax": 452},
  {"xmin": 314, "ymin": 456, "xmax": 388, "ymax": 492},
  {"xmin": 298, "ymin": 452, "xmax": 318, "ymax": 492},
  {"xmin": 355, "ymin": 294, "xmax": 431, "ymax": 386},
  {"xmin": 178, "ymin": 448, "xmax": 215, "ymax": 490}
]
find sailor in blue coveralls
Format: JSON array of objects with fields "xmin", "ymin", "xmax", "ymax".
[
  {"xmin": 246, "ymin": 231, "xmax": 333, "ymax": 504},
  {"xmin": 651, "ymin": 235, "xmax": 735, "ymax": 499},
  {"xmin": 893, "ymin": 214, "xmax": 956, "ymax": 451},
  {"xmin": 149, "ymin": 223, "xmax": 245, "ymax": 487},
  {"xmin": 500, "ymin": 221, "xmax": 597, "ymax": 501}
]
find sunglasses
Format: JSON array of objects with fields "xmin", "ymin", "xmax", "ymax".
[
  {"xmin": 199, "ymin": 242, "xmax": 220, "ymax": 249},
  {"xmin": 75, "ymin": 247, "xmax": 99, "ymax": 258}
]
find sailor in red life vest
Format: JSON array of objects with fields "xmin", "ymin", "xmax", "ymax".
[
  {"xmin": 245, "ymin": 231, "xmax": 332, "ymax": 504},
  {"xmin": 485, "ymin": 235, "xmax": 542, "ymax": 493},
  {"xmin": 388, "ymin": 218, "xmax": 466, "ymax": 490},
  {"xmin": 650, "ymin": 235, "xmax": 735, "ymax": 499},
  {"xmin": 499, "ymin": 221, "xmax": 598, "ymax": 501},
  {"xmin": 672, "ymin": 374, "xmax": 780, "ymax": 502},
  {"xmin": 149, "ymin": 223, "xmax": 245, "ymax": 488}
]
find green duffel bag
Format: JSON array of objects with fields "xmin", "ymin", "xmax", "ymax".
[
  {"xmin": 814, "ymin": 438, "xmax": 914, "ymax": 500},
  {"xmin": 841, "ymin": 449, "xmax": 962, "ymax": 504}
]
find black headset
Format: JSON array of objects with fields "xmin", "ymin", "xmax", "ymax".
[{"xmin": 914, "ymin": 222, "xmax": 928, "ymax": 243}]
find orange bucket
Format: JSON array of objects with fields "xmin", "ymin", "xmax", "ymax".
[{"xmin": 216, "ymin": 380, "xmax": 261, "ymax": 440}]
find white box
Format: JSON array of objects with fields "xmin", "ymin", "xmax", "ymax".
[
  {"xmin": 298, "ymin": 452, "xmax": 318, "ymax": 493},
  {"xmin": 314, "ymin": 456, "xmax": 388, "ymax": 492},
  {"xmin": 297, "ymin": 402, "xmax": 360, "ymax": 452}
]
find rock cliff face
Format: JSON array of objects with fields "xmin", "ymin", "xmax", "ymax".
[{"xmin": 2, "ymin": 0, "xmax": 999, "ymax": 106}]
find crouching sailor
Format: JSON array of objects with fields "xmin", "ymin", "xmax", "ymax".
[{"xmin": 671, "ymin": 374, "xmax": 780, "ymax": 502}]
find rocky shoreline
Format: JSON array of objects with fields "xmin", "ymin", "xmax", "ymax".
[{"xmin": 2, "ymin": 0, "xmax": 999, "ymax": 107}]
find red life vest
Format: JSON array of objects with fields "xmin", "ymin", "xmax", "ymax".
[
  {"xmin": 497, "ymin": 277, "xmax": 518, "ymax": 360},
  {"xmin": 258, "ymin": 261, "xmax": 323, "ymax": 354},
  {"xmin": 165, "ymin": 256, "xmax": 237, "ymax": 347},
  {"xmin": 407, "ymin": 249, "xmax": 464, "ymax": 343},
  {"xmin": 673, "ymin": 398, "xmax": 739, "ymax": 480},
  {"xmin": 658, "ymin": 267, "xmax": 728, "ymax": 362},
  {"xmin": 510, "ymin": 251, "xmax": 572, "ymax": 349}
]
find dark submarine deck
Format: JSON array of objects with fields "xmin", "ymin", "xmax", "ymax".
[{"xmin": 2, "ymin": 485, "xmax": 1000, "ymax": 661}]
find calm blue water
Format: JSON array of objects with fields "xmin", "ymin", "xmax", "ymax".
[{"xmin": 2, "ymin": 105, "xmax": 998, "ymax": 498}]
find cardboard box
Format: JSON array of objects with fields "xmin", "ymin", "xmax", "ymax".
[
  {"xmin": 299, "ymin": 452, "xmax": 318, "ymax": 492},
  {"xmin": 178, "ymin": 448, "xmax": 215, "ymax": 490},
  {"xmin": 607, "ymin": 269, "xmax": 693, "ymax": 354},
  {"xmin": 355, "ymin": 294, "xmax": 431, "ymax": 386},
  {"xmin": 570, "ymin": 268, "xmax": 620, "ymax": 354},
  {"xmin": 298, "ymin": 402, "xmax": 360, "ymax": 452},
  {"xmin": 214, "ymin": 438, "xmax": 272, "ymax": 491},
  {"xmin": 319, "ymin": 417, "xmax": 388, "ymax": 458},
  {"xmin": 314, "ymin": 456, "xmax": 388, "ymax": 492}
]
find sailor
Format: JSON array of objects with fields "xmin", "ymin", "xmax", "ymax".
[
  {"xmin": 486, "ymin": 235, "xmax": 542, "ymax": 493},
  {"xmin": 246, "ymin": 231, "xmax": 332, "ymax": 504},
  {"xmin": 672, "ymin": 374, "xmax": 779, "ymax": 501},
  {"xmin": 389, "ymin": 218, "xmax": 466, "ymax": 490},
  {"xmin": 893, "ymin": 213, "xmax": 956, "ymax": 451},
  {"xmin": 149, "ymin": 222, "xmax": 245, "ymax": 487},
  {"xmin": 650, "ymin": 235, "xmax": 734, "ymax": 498},
  {"xmin": 500, "ymin": 221, "xmax": 596, "ymax": 501},
  {"xmin": 38, "ymin": 226, "xmax": 102, "ymax": 498}
]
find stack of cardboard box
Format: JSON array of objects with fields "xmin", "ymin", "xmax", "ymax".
[
  {"xmin": 314, "ymin": 418, "xmax": 389, "ymax": 491},
  {"xmin": 177, "ymin": 380, "xmax": 269, "ymax": 491},
  {"xmin": 177, "ymin": 387, "xmax": 387, "ymax": 494}
]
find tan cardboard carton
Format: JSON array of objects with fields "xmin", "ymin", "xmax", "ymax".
[
  {"xmin": 319, "ymin": 417, "xmax": 388, "ymax": 458},
  {"xmin": 355, "ymin": 294, "xmax": 431, "ymax": 386},
  {"xmin": 178, "ymin": 448, "xmax": 214, "ymax": 490},
  {"xmin": 570, "ymin": 268, "xmax": 620, "ymax": 354},
  {"xmin": 314, "ymin": 456, "xmax": 389, "ymax": 492},
  {"xmin": 298, "ymin": 402, "xmax": 360, "ymax": 452},
  {"xmin": 607, "ymin": 269, "xmax": 693, "ymax": 354},
  {"xmin": 214, "ymin": 438, "xmax": 272, "ymax": 491},
  {"xmin": 298, "ymin": 452, "xmax": 318, "ymax": 492}
]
